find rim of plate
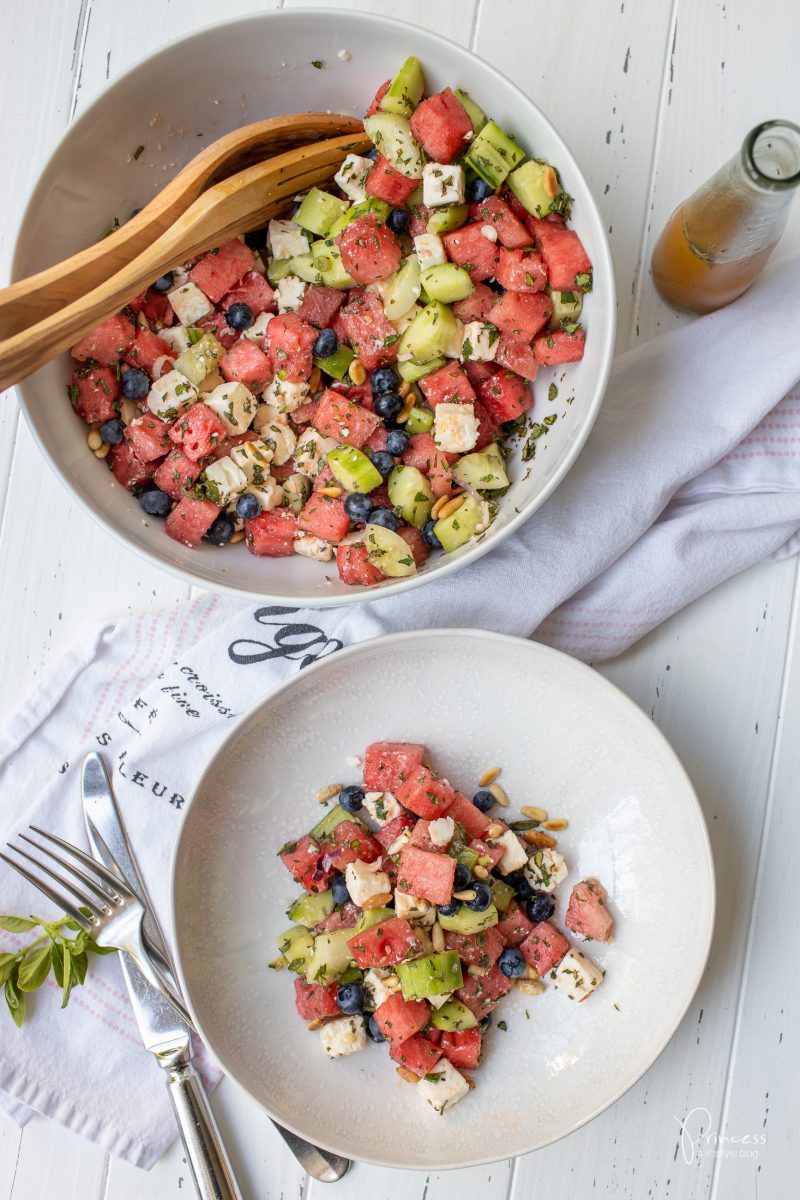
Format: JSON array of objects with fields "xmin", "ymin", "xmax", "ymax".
[
  {"xmin": 13, "ymin": 8, "xmax": 616, "ymax": 608},
  {"xmin": 170, "ymin": 628, "xmax": 715, "ymax": 1168}
]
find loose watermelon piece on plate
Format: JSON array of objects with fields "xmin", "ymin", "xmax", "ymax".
[
  {"xmin": 322, "ymin": 819, "xmax": 382, "ymax": 869},
  {"xmin": 446, "ymin": 790, "xmax": 491, "ymax": 840},
  {"xmin": 565, "ymin": 879, "xmax": 614, "ymax": 942},
  {"xmin": 279, "ymin": 833, "xmax": 331, "ymax": 894},
  {"xmin": 165, "ymin": 494, "xmax": 220, "ymax": 548},
  {"xmin": 71, "ymin": 366, "xmax": 120, "ymax": 423},
  {"xmin": 440, "ymin": 1028, "xmax": 482, "ymax": 1070},
  {"xmin": 220, "ymin": 339, "xmax": 272, "ymax": 390},
  {"xmin": 373, "ymin": 993, "xmax": 431, "ymax": 1045},
  {"xmin": 419, "ymin": 361, "xmax": 476, "ymax": 407},
  {"xmin": 169, "ymin": 402, "xmax": 228, "ymax": 461},
  {"xmin": 396, "ymin": 765, "xmax": 456, "ymax": 820},
  {"xmin": 221, "ymin": 270, "xmax": 276, "ymax": 317},
  {"xmin": 520, "ymin": 920, "xmax": 570, "ymax": 976},
  {"xmin": 533, "ymin": 326, "xmax": 586, "ymax": 366},
  {"xmin": 336, "ymin": 540, "xmax": 385, "ymax": 587},
  {"xmin": 363, "ymin": 741, "xmax": 426, "ymax": 792},
  {"xmin": 347, "ymin": 917, "xmax": 424, "ymax": 968},
  {"xmin": 296, "ymin": 284, "xmax": 346, "ymax": 329},
  {"xmin": 337, "ymin": 214, "xmax": 402, "ymax": 285},
  {"xmin": 496, "ymin": 900, "xmax": 534, "ymax": 947},
  {"xmin": 293, "ymin": 978, "xmax": 340, "ymax": 1021},
  {"xmin": 313, "ymin": 388, "xmax": 380, "ymax": 448},
  {"xmin": 124, "ymin": 414, "xmax": 171, "ymax": 462},
  {"xmin": 490, "ymin": 291, "xmax": 552, "ymax": 339},
  {"xmin": 442, "ymin": 223, "xmax": 501, "ymax": 283},
  {"xmin": 124, "ymin": 329, "xmax": 173, "ymax": 376},
  {"xmin": 108, "ymin": 441, "xmax": 155, "ymax": 490},
  {"xmin": 338, "ymin": 288, "xmax": 400, "ymax": 372},
  {"xmin": 477, "ymin": 369, "xmax": 532, "ymax": 424},
  {"xmin": 468, "ymin": 196, "xmax": 531, "ymax": 249},
  {"xmin": 245, "ymin": 507, "xmax": 298, "ymax": 557},
  {"xmin": 297, "ymin": 491, "xmax": 350, "ymax": 544},
  {"xmin": 189, "ymin": 238, "xmax": 255, "ymax": 303},
  {"xmin": 410, "ymin": 88, "xmax": 473, "ymax": 163},
  {"xmin": 71, "ymin": 313, "xmax": 135, "ymax": 365},
  {"xmin": 444, "ymin": 926, "xmax": 506, "ymax": 969},
  {"xmin": 153, "ymin": 449, "xmax": 202, "ymax": 500},
  {"xmin": 365, "ymin": 156, "xmax": 421, "ymax": 206},
  {"xmin": 494, "ymin": 335, "xmax": 540, "ymax": 382},
  {"xmin": 452, "ymin": 282, "xmax": 496, "ymax": 323},
  {"xmin": 496, "ymin": 247, "xmax": 547, "ymax": 293},
  {"xmin": 397, "ymin": 843, "xmax": 456, "ymax": 905},
  {"xmin": 389, "ymin": 1033, "xmax": 444, "ymax": 1077},
  {"xmin": 265, "ymin": 312, "xmax": 318, "ymax": 381},
  {"xmin": 455, "ymin": 962, "xmax": 514, "ymax": 1018},
  {"xmin": 530, "ymin": 220, "xmax": 592, "ymax": 291}
]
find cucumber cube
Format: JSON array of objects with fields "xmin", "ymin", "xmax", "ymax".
[
  {"xmin": 387, "ymin": 464, "xmax": 434, "ymax": 528},
  {"xmin": 454, "ymin": 846, "xmax": 479, "ymax": 871},
  {"xmin": 437, "ymin": 902, "xmax": 499, "ymax": 934},
  {"xmin": 293, "ymin": 187, "xmax": 349, "ymax": 237},
  {"xmin": 379, "ymin": 56, "xmax": 425, "ymax": 118},
  {"xmin": 507, "ymin": 159, "xmax": 561, "ymax": 218},
  {"xmin": 308, "ymin": 804, "xmax": 359, "ymax": 841},
  {"xmin": 354, "ymin": 906, "xmax": 395, "ymax": 933},
  {"xmin": 328, "ymin": 197, "xmax": 391, "ymax": 238},
  {"xmin": 450, "ymin": 444, "xmax": 509, "ymax": 492},
  {"xmin": 433, "ymin": 492, "xmax": 486, "ymax": 553},
  {"xmin": 419, "ymin": 264, "xmax": 474, "ymax": 304},
  {"xmin": 290, "ymin": 240, "xmax": 355, "ymax": 290},
  {"xmin": 363, "ymin": 113, "xmax": 426, "ymax": 179},
  {"xmin": 491, "ymin": 878, "xmax": 516, "ymax": 914},
  {"xmin": 277, "ymin": 926, "xmax": 314, "ymax": 973},
  {"xmin": 396, "ymin": 951, "xmax": 463, "ymax": 1000},
  {"xmin": 327, "ymin": 445, "xmax": 383, "ymax": 494},
  {"xmin": 314, "ymin": 343, "xmax": 354, "ymax": 380},
  {"xmin": 426, "ymin": 203, "xmax": 469, "ymax": 235},
  {"xmin": 398, "ymin": 301, "xmax": 458, "ymax": 362},
  {"xmin": 549, "ymin": 288, "xmax": 584, "ymax": 328},
  {"xmin": 364, "ymin": 523, "xmax": 418, "ymax": 577},
  {"xmin": 381, "ymin": 255, "xmax": 422, "ymax": 321},
  {"xmin": 397, "ymin": 357, "xmax": 446, "ymax": 383},
  {"xmin": 453, "ymin": 89, "xmax": 488, "ymax": 134},
  {"xmin": 173, "ymin": 332, "xmax": 224, "ymax": 386},
  {"xmin": 403, "ymin": 404, "xmax": 435, "ymax": 434},
  {"xmin": 305, "ymin": 928, "xmax": 355, "ymax": 984},
  {"xmin": 266, "ymin": 257, "xmax": 296, "ymax": 286},
  {"xmin": 287, "ymin": 888, "xmax": 335, "ymax": 928},
  {"xmin": 466, "ymin": 120, "xmax": 526, "ymax": 188},
  {"xmin": 431, "ymin": 997, "xmax": 479, "ymax": 1032}
]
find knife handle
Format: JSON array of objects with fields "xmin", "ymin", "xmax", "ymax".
[{"xmin": 165, "ymin": 1060, "xmax": 244, "ymax": 1200}]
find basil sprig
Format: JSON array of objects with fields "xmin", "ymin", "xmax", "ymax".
[{"xmin": 0, "ymin": 912, "xmax": 114, "ymax": 1028}]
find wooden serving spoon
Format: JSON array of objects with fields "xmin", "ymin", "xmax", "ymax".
[
  {"xmin": 0, "ymin": 111, "xmax": 363, "ymax": 339},
  {"xmin": 0, "ymin": 131, "xmax": 369, "ymax": 392}
]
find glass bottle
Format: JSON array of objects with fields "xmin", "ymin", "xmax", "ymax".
[{"xmin": 651, "ymin": 120, "xmax": 800, "ymax": 314}]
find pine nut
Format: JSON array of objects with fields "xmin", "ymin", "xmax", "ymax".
[
  {"xmin": 431, "ymin": 922, "xmax": 445, "ymax": 952},
  {"xmin": 396, "ymin": 1067, "xmax": 419, "ymax": 1084},
  {"xmin": 315, "ymin": 782, "xmax": 342, "ymax": 805},
  {"xmin": 307, "ymin": 1016, "xmax": 336, "ymax": 1031},
  {"xmin": 430, "ymin": 494, "xmax": 450, "ymax": 520},
  {"xmin": 486, "ymin": 823, "xmax": 505, "ymax": 839},
  {"xmin": 230, "ymin": 529, "xmax": 246, "ymax": 544},
  {"xmin": 348, "ymin": 359, "xmax": 367, "ymax": 385},
  {"xmin": 383, "ymin": 974, "xmax": 401, "ymax": 991},
  {"xmin": 543, "ymin": 818, "xmax": 568, "ymax": 831},
  {"xmin": 94, "ymin": 444, "xmax": 110, "ymax": 459},
  {"xmin": 453, "ymin": 888, "xmax": 476, "ymax": 902},
  {"xmin": 398, "ymin": 381, "xmax": 413, "ymax": 399},
  {"xmin": 516, "ymin": 977, "xmax": 546, "ymax": 996},
  {"xmin": 396, "ymin": 392, "xmax": 416, "ymax": 423},
  {"xmin": 317, "ymin": 485, "xmax": 342, "ymax": 498},
  {"xmin": 87, "ymin": 430, "xmax": 103, "ymax": 451},
  {"xmin": 473, "ymin": 864, "xmax": 489, "ymax": 880},
  {"xmin": 521, "ymin": 805, "xmax": 548, "ymax": 822},
  {"xmin": 467, "ymin": 964, "xmax": 487, "ymax": 978},
  {"xmin": 487, "ymin": 782, "xmax": 509, "ymax": 808},
  {"xmin": 268, "ymin": 956, "xmax": 285, "ymax": 971},
  {"xmin": 308, "ymin": 366, "xmax": 322, "ymax": 392},
  {"xmin": 477, "ymin": 854, "xmax": 492, "ymax": 867},
  {"xmin": 362, "ymin": 891, "xmax": 392, "ymax": 909},
  {"xmin": 119, "ymin": 399, "xmax": 139, "ymax": 425},
  {"xmin": 543, "ymin": 166, "xmax": 559, "ymax": 198},
  {"xmin": 524, "ymin": 829, "xmax": 556, "ymax": 848},
  {"xmin": 525, "ymin": 964, "xmax": 539, "ymax": 979},
  {"xmin": 436, "ymin": 495, "xmax": 464, "ymax": 521},
  {"xmin": 478, "ymin": 766, "xmax": 501, "ymax": 787}
]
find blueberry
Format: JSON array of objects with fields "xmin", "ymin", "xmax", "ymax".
[
  {"xmin": 226, "ymin": 302, "xmax": 254, "ymax": 331},
  {"xmin": 525, "ymin": 891, "xmax": 555, "ymax": 923},
  {"xmin": 487, "ymin": 278, "xmax": 506, "ymax": 294},
  {"xmin": 465, "ymin": 881, "xmax": 493, "ymax": 912},
  {"xmin": 369, "ymin": 507, "xmax": 398, "ymax": 532},
  {"xmin": 244, "ymin": 226, "xmax": 268, "ymax": 251},
  {"xmin": 139, "ymin": 488, "xmax": 172, "ymax": 518},
  {"xmin": 205, "ymin": 514, "xmax": 235, "ymax": 546},
  {"xmin": 422, "ymin": 520, "xmax": 442, "ymax": 550},
  {"xmin": 313, "ymin": 327, "xmax": 338, "ymax": 359},
  {"xmin": 344, "ymin": 492, "xmax": 373, "ymax": 524},
  {"xmin": 374, "ymin": 392, "xmax": 403, "ymax": 423},
  {"xmin": 387, "ymin": 207, "xmax": 410, "ymax": 235},
  {"xmin": 339, "ymin": 784, "xmax": 365, "ymax": 814},
  {"xmin": 467, "ymin": 178, "xmax": 493, "ymax": 202},
  {"xmin": 437, "ymin": 899, "xmax": 461, "ymax": 917},
  {"xmin": 331, "ymin": 873, "xmax": 351, "ymax": 906},
  {"xmin": 99, "ymin": 418, "xmax": 125, "ymax": 445},
  {"xmin": 367, "ymin": 1013, "xmax": 385, "ymax": 1042},
  {"xmin": 506, "ymin": 870, "xmax": 534, "ymax": 902},
  {"xmin": 498, "ymin": 947, "xmax": 526, "ymax": 978},
  {"xmin": 371, "ymin": 450, "xmax": 394, "ymax": 478},
  {"xmin": 336, "ymin": 983, "xmax": 364, "ymax": 1014},
  {"xmin": 290, "ymin": 200, "xmax": 303, "ymax": 218},
  {"xmin": 453, "ymin": 863, "xmax": 472, "ymax": 890},
  {"xmin": 386, "ymin": 429, "xmax": 409, "ymax": 456},
  {"xmin": 152, "ymin": 271, "xmax": 174, "ymax": 292},
  {"xmin": 236, "ymin": 493, "xmax": 261, "ymax": 521},
  {"xmin": 472, "ymin": 789, "xmax": 494, "ymax": 814},
  {"xmin": 365, "ymin": 147, "xmax": 380, "ymax": 162},
  {"xmin": 120, "ymin": 368, "xmax": 150, "ymax": 401},
  {"xmin": 371, "ymin": 366, "xmax": 399, "ymax": 395}
]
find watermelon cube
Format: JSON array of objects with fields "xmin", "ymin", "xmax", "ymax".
[
  {"xmin": 469, "ymin": 837, "xmax": 505, "ymax": 870},
  {"xmin": 129, "ymin": 288, "xmax": 174, "ymax": 326},
  {"xmin": 401, "ymin": 433, "xmax": 454, "ymax": 498},
  {"xmin": 347, "ymin": 917, "xmax": 424, "ymax": 969},
  {"xmin": 279, "ymin": 833, "xmax": 330, "ymax": 894},
  {"xmin": 108, "ymin": 441, "xmax": 155, "ymax": 491},
  {"xmin": 397, "ymin": 843, "xmax": 456, "ymax": 906},
  {"xmin": 196, "ymin": 310, "xmax": 240, "ymax": 351},
  {"xmin": 442, "ymin": 223, "xmax": 500, "ymax": 283},
  {"xmin": 366, "ymin": 79, "xmax": 391, "ymax": 117},
  {"xmin": 396, "ymin": 765, "xmax": 456, "ymax": 821},
  {"xmin": 313, "ymin": 388, "xmax": 380, "ymax": 448},
  {"xmin": 408, "ymin": 202, "xmax": 433, "ymax": 238},
  {"xmin": 496, "ymin": 247, "xmax": 547, "ymax": 293},
  {"xmin": 322, "ymin": 819, "xmax": 382, "ymax": 869},
  {"xmin": 291, "ymin": 398, "xmax": 321, "ymax": 428},
  {"xmin": 245, "ymin": 507, "xmax": 298, "ymax": 556},
  {"xmin": 164, "ymin": 494, "xmax": 219, "ymax": 547},
  {"xmin": 389, "ymin": 1033, "xmax": 443, "ymax": 1077},
  {"xmin": 496, "ymin": 900, "xmax": 535, "ymax": 947},
  {"xmin": 531, "ymin": 221, "xmax": 592, "ymax": 290},
  {"xmin": 265, "ymin": 312, "xmax": 318, "ymax": 381},
  {"xmin": 338, "ymin": 289, "xmax": 399, "ymax": 371},
  {"xmin": 124, "ymin": 414, "xmax": 171, "ymax": 462},
  {"xmin": 494, "ymin": 335, "xmax": 540, "ymax": 382},
  {"xmin": 363, "ymin": 424, "xmax": 389, "ymax": 455},
  {"xmin": 478, "ymin": 370, "xmax": 532, "ymax": 424},
  {"xmin": 444, "ymin": 926, "xmax": 506, "ymax": 969},
  {"xmin": 337, "ymin": 214, "xmax": 402, "ymax": 285},
  {"xmin": 71, "ymin": 366, "xmax": 120, "ymax": 424},
  {"xmin": 533, "ymin": 326, "xmax": 586, "ymax": 366},
  {"xmin": 363, "ymin": 742, "xmax": 426, "ymax": 792},
  {"xmin": 470, "ymin": 399, "xmax": 498, "ymax": 450},
  {"xmin": 71, "ymin": 314, "xmax": 135, "ymax": 365},
  {"xmin": 455, "ymin": 963, "xmax": 514, "ymax": 1018},
  {"xmin": 468, "ymin": 196, "xmax": 530, "ymax": 249},
  {"xmin": 520, "ymin": 920, "xmax": 570, "ymax": 976},
  {"xmin": 169, "ymin": 403, "xmax": 228, "ymax": 461},
  {"xmin": 446, "ymin": 790, "xmax": 491, "ymax": 840},
  {"xmin": 452, "ymin": 282, "xmax": 496, "ymax": 323},
  {"xmin": 124, "ymin": 329, "xmax": 173, "ymax": 376},
  {"xmin": 440, "ymin": 1028, "xmax": 482, "ymax": 1070},
  {"xmin": 189, "ymin": 238, "xmax": 255, "ymax": 303},
  {"xmin": 365, "ymin": 156, "xmax": 421, "ymax": 205},
  {"xmin": 419, "ymin": 361, "xmax": 476, "ymax": 408},
  {"xmin": 296, "ymin": 284, "xmax": 346, "ymax": 329},
  {"xmin": 153, "ymin": 449, "xmax": 202, "ymax": 500},
  {"xmin": 336, "ymin": 540, "xmax": 385, "ymax": 587},
  {"xmin": 293, "ymin": 978, "xmax": 340, "ymax": 1021},
  {"xmin": 462, "ymin": 360, "xmax": 499, "ymax": 389},
  {"xmin": 373, "ymin": 993, "xmax": 430, "ymax": 1045},
  {"xmin": 410, "ymin": 88, "xmax": 473, "ymax": 164},
  {"xmin": 490, "ymin": 291, "xmax": 552, "ymax": 339},
  {"xmin": 297, "ymin": 492, "xmax": 350, "ymax": 544},
  {"xmin": 220, "ymin": 340, "xmax": 271, "ymax": 390},
  {"xmin": 221, "ymin": 270, "xmax": 276, "ymax": 317},
  {"xmin": 397, "ymin": 525, "xmax": 430, "ymax": 569},
  {"xmin": 374, "ymin": 813, "xmax": 416, "ymax": 852},
  {"xmin": 564, "ymin": 879, "xmax": 614, "ymax": 943},
  {"xmin": 408, "ymin": 819, "xmax": 446, "ymax": 854}
]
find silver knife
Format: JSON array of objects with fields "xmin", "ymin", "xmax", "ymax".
[{"xmin": 81, "ymin": 753, "xmax": 350, "ymax": 1188}]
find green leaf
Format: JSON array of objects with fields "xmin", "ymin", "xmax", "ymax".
[
  {"xmin": 60, "ymin": 946, "xmax": 73, "ymax": 1008},
  {"xmin": 85, "ymin": 938, "xmax": 115, "ymax": 956},
  {"xmin": 17, "ymin": 944, "xmax": 52, "ymax": 992},
  {"xmin": 70, "ymin": 950, "xmax": 88, "ymax": 987},
  {"xmin": 50, "ymin": 941, "xmax": 65, "ymax": 988},
  {"xmin": 5, "ymin": 976, "xmax": 25, "ymax": 1028},
  {"xmin": 0, "ymin": 953, "xmax": 18, "ymax": 987},
  {"xmin": 0, "ymin": 916, "xmax": 39, "ymax": 933}
]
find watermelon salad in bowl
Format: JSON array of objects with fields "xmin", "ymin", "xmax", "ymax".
[{"xmin": 13, "ymin": 9, "xmax": 615, "ymax": 606}]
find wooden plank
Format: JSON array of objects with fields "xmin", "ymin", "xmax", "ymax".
[
  {"xmin": 0, "ymin": 1112, "xmax": 23, "ymax": 1200},
  {"xmin": 9, "ymin": 1116, "xmax": 108, "ymax": 1200},
  {"xmin": 308, "ymin": 1160, "xmax": 514, "ymax": 1200}
]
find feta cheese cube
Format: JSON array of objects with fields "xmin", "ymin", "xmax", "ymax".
[
  {"xmin": 259, "ymin": 420, "xmax": 297, "ymax": 466},
  {"xmin": 242, "ymin": 311, "xmax": 274, "ymax": 344},
  {"xmin": 261, "ymin": 376, "xmax": 310, "ymax": 414},
  {"xmin": 433, "ymin": 402, "xmax": 479, "ymax": 454},
  {"xmin": 394, "ymin": 890, "xmax": 431, "ymax": 920},
  {"xmin": 167, "ymin": 281, "xmax": 214, "ymax": 326},
  {"xmin": 198, "ymin": 368, "xmax": 225, "ymax": 394},
  {"xmin": 363, "ymin": 968, "xmax": 397, "ymax": 1011},
  {"xmin": 245, "ymin": 480, "xmax": 284, "ymax": 511},
  {"xmin": 363, "ymin": 791, "xmax": 403, "ymax": 827},
  {"xmin": 417, "ymin": 1059, "xmax": 471, "ymax": 1113},
  {"xmin": 444, "ymin": 318, "xmax": 466, "ymax": 359},
  {"xmin": 253, "ymin": 401, "xmax": 288, "ymax": 431},
  {"xmin": 158, "ymin": 325, "xmax": 191, "ymax": 355},
  {"xmin": 551, "ymin": 948, "xmax": 603, "ymax": 1001},
  {"xmin": 334, "ymin": 153, "xmax": 373, "ymax": 202},
  {"xmin": 387, "ymin": 827, "xmax": 413, "ymax": 856},
  {"xmin": 345, "ymin": 859, "xmax": 392, "ymax": 907},
  {"xmin": 493, "ymin": 829, "xmax": 529, "ymax": 876},
  {"xmin": 202, "ymin": 456, "xmax": 247, "ymax": 506},
  {"xmin": 414, "ymin": 232, "xmax": 446, "ymax": 270},
  {"xmin": 461, "ymin": 321, "xmax": 499, "ymax": 363},
  {"xmin": 276, "ymin": 274, "xmax": 307, "ymax": 313},
  {"xmin": 230, "ymin": 438, "xmax": 274, "ymax": 480},
  {"xmin": 422, "ymin": 162, "xmax": 466, "ymax": 207},
  {"xmin": 428, "ymin": 816, "xmax": 455, "ymax": 847},
  {"xmin": 294, "ymin": 428, "xmax": 338, "ymax": 478},
  {"xmin": 204, "ymin": 381, "xmax": 257, "ymax": 434},
  {"xmin": 524, "ymin": 847, "xmax": 568, "ymax": 894},
  {"xmin": 267, "ymin": 219, "xmax": 310, "ymax": 261},
  {"xmin": 147, "ymin": 369, "xmax": 198, "ymax": 420},
  {"xmin": 293, "ymin": 534, "xmax": 333, "ymax": 561},
  {"xmin": 319, "ymin": 1014, "xmax": 367, "ymax": 1058}
]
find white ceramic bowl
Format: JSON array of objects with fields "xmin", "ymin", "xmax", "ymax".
[
  {"xmin": 171, "ymin": 630, "xmax": 714, "ymax": 1169},
  {"xmin": 13, "ymin": 8, "xmax": 615, "ymax": 607}
]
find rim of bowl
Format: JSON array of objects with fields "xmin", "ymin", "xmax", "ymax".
[
  {"xmin": 13, "ymin": 8, "xmax": 616, "ymax": 608},
  {"xmin": 170, "ymin": 628, "xmax": 714, "ymax": 1169}
]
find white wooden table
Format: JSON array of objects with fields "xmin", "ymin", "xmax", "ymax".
[{"xmin": 1, "ymin": 1, "xmax": 797, "ymax": 1196}]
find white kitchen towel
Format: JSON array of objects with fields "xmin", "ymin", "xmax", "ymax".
[{"xmin": 3, "ymin": 256, "xmax": 800, "ymax": 1168}]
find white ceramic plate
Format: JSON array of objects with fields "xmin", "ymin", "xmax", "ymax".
[
  {"xmin": 171, "ymin": 630, "xmax": 714, "ymax": 1169},
  {"xmin": 13, "ymin": 8, "xmax": 615, "ymax": 607}
]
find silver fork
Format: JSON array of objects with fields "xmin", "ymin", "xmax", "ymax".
[{"xmin": 1, "ymin": 825, "xmax": 194, "ymax": 1030}]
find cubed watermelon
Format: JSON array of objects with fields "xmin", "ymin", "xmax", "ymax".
[
  {"xmin": 396, "ymin": 765, "xmax": 456, "ymax": 820},
  {"xmin": 401, "ymin": 433, "xmax": 454, "ymax": 498},
  {"xmin": 389, "ymin": 1033, "xmax": 443, "ymax": 1077},
  {"xmin": 71, "ymin": 366, "xmax": 119, "ymax": 423},
  {"xmin": 129, "ymin": 288, "xmax": 174, "ymax": 326},
  {"xmin": 452, "ymin": 282, "xmax": 496, "ymax": 323},
  {"xmin": 365, "ymin": 156, "xmax": 421, "ymax": 205},
  {"xmin": 490, "ymin": 291, "xmax": 552, "ymax": 339},
  {"xmin": 311, "ymin": 464, "xmax": 337, "ymax": 492},
  {"xmin": 455, "ymin": 962, "xmax": 514, "ymax": 1018},
  {"xmin": 296, "ymin": 284, "xmax": 346, "ymax": 329},
  {"xmin": 397, "ymin": 843, "xmax": 456, "ymax": 905},
  {"xmin": 71, "ymin": 314, "xmax": 135, "ymax": 365},
  {"xmin": 468, "ymin": 196, "xmax": 530, "ymax": 249},
  {"xmin": 323, "ymin": 818, "xmax": 382, "ymax": 869},
  {"xmin": 347, "ymin": 917, "xmax": 424, "ymax": 968},
  {"xmin": 338, "ymin": 289, "xmax": 399, "ymax": 371},
  {"xmin": 279, "ymin": 834, "xmax": 330, "ymax": 894},
  {"xmin": 469, "ymin": 837, "xmax": 505, "ymax": 869},
  {"xmin": 533, "ymin": 326, "xmax": 586, "ymax": 365},
  {"xmin": 221, "ymin": 270, "xmax": 276, "ymax": 317},
  {"xmin": 245, "ymin": 507, "xmax": 298, "ymax": 556},
  {"xmin": 108, "ymin": 441, "xmax": 154, "ymax": 490},
  {"xmin": 478, "ymin": 369, "xmax": 532, "ymax": 424},
  {"xmin": 462, "ymin": 360, "xmax": 499, "ymax": 389},
  {"xmin": 470, "ymin": 399, "xmax": 498, "ymax": 450},
  {"xmin": 520, "ymin": 920, "xmax": 570, "ymax": 976},
  {"xmin": 337, "ymin": 214, "xmax": 402, "ymax": 285},
  {"xmin": 165, "ymin": 494, "xmax": 220, "ymax": 548},
  {"xmin": 124, "ymin": 329, "xmax": 173, "ymax": 376},
  {"xmin": 440, "ymin": 1028, "xmax": 482, "ymax": 1070},
  {"xmin": 410, "ymin": 88, "xmax": 473, "ymax": 163},
  {"xmin": 496, "ymin": 247, "xmax": 547, "ymax": 293},
  {"xmin": 397, "ymin": 525, "xmax": 430, "ymax": 568},
  {"xmin": 496, "ymin": 900, "xmax": 535, "ymax": 947},
  {"xmin": 363, "ymin": 742, "xmax": 426, "ymax": 792},
  {"xmin": 297, "ymin": 492, "xmax": 350, "ymax": 544},
  {"xmin": 444, "ymin": 926, "xmax": 506, "ymax": 969},
  {"xmin": 408, "ymin": 819, "xmax": 446, "ymax": 854},
  {"xmin": 220, "ymin": 340, "xmax": 271, "ymax": 390},
  {"xmin": 265, "ymin": 312, "xmax": 318, "ymax": 381},
  {"xmin": 189, "ymin": 238, "xmax": 255, "ymax": 303},
  {"xmin": 363, "ymin": 424, "xmax": 389, "ymax": 455},
  {"xmin": 293, "ymin": 978, "xmax": 340, "ymax": 1021},
  {"xmin": 442, "ymin": 223, "xmax": 500, "ymax": 283},
  {"xmin": 564, "ymin": 879, "xmax": 614, "ymax": 943},
  {"xmin": 313, "ymin": 388, "xmax": 380, "ymax": 448},
  {"xmin": 531, "ymin": 220, "xmax": 592, "ymax": 290},
  {"xmin": 169, "ymin": 403, "xmax": 228, "ymax": 460},
  {"xmin": 336, "ymin": 540, "xmax": 385, "ymax": 586},
  {"xmin": 446, "ymin": 790, "xmax": 491, "ymax": 840},
  {"xmin": 408, "ymin": 202, "xmax": 433, "ymax": 237},
  {"xmin": 419, "ymin": 361, "xmax": 476, "ymax": 407},
  {"xmin": 153, "ymin": 449, "xmax": 202, "ymax": 500},
  {"xmin": 124, "ymin": 414, "xmax": 171, "ymax": 462},
  {"xmin": 494, "ymin": 335, "xmax": 540, "ymax": 381},
  {"xmin": 374, "ymin": 813, "xmax": 417, "ymax": 852},
  {"xmin": 366, "ymin": 79, "xmax": 391, "ymax": 117},
  {"xmin": 291, "ymin": 399, "xmax": 321, "ymax": 428},
  {"xmin": 196, "ymin": 310, "xmax": 240, "ymax": 350},
  {"xmin": 373, "ymin": 993, "xmax": 431, "ymax": 1045}
]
